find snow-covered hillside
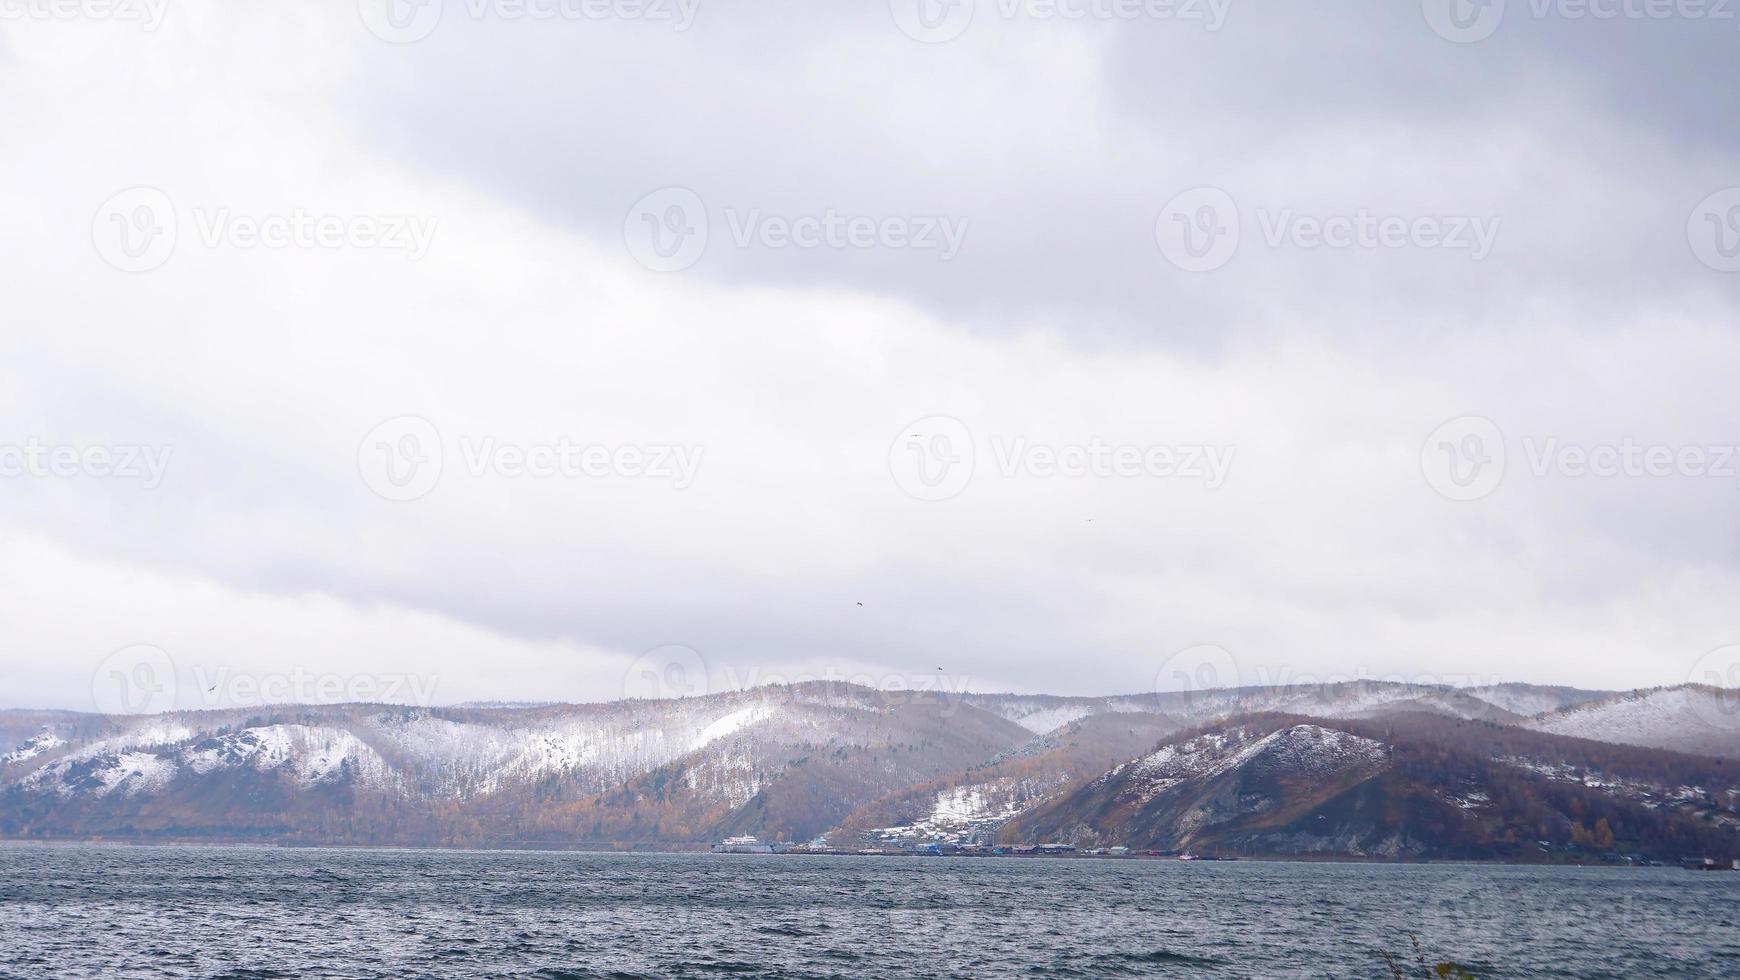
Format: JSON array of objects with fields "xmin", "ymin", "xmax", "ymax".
[
  {"xmin": 1467, "ymin": 683, "xmax": 1607, "ymax": 718},
  {"xmin": 1012, "ymin": 710, "xmax": 1740, "ymax": 861},
  {"xmin": 966, "ymin": 681, "xmax": 1544, "ymax": 736},
  {"xmin": 1111, "ymin": 724, "xmax": 1390, "ymax": 806},
  {"xmin": 0, "ymin": 683, "xmax": 1034, "ymax": 845},
  {"xmin": 21, "ymin": 724, "xmax": 392, "ymax": 799},
  {"xmin": 1525, "ymin": 686, "xmax": 1740, "ymax": 760},
  {"xmin": 0, "ymin": 730, "xmax": 65, "ymax": 765},
  {"xmin": 0, "ymin": 687, "xmax": 885, "ymax": 805},
  {"xmin": 871, "ymin": 782, "xmax": 1033, "ymax": 844},
  {"xmin": 5, "ymin": 679, "xmax": 1737, "ymax": 851}
]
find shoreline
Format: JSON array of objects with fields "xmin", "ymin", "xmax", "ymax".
[{"xmin": 0, "ymin": 837, "xmax": 1712, "ymax": 869}]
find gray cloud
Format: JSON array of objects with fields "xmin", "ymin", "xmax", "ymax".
[
  {"xmin": 351, "ymin": 2, "xmax": 1740, "ymax": 342},
  {"xmin": 0, "ymin": 2, "xmax": 1737, "ymax": 708}
]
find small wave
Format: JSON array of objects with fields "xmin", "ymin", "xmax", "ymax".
[
  {"xmin": 1095, "ymin": 949, "xmax": 1227, "ymax": 969},
  {"xmin": 534, "ymin": 969, "xmax": 653, "ymax": 980}
]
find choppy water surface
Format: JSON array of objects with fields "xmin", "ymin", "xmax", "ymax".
[{"xmin": 0, "ymin": 843, "xmax": 1735, "ymax": 978}]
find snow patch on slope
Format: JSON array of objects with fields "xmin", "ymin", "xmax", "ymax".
[
  {"xmin": 1007, "ymin": 705, "xmax": 1094, "ymax": 734},
  {"xmin": 931, "ymin": 784, "xmax": 1014, "ymax": 824},
  {"xmin": 1116, "ymin": 724, "xmax": 1388, "ymax": 804},
  {"xmin": 23, "ymin": 750, "xmax": 178, "ymax": 798},
  {"xmin": 111, "ymin": 720, "xmax": 198, "ymax": 750},
  {"xmin": 874, "ymin": 782, "xmax": 1032, "ymax": 842},
  {"xmin": 692, "ymin": 704, "xmax": 775, "ymax": 750},
  {"xmin": 103, "ymin": 752, "xmax": 177, "ymax": 797},
  {"xmin": 2, "ymin": 730, "xmax": 66, "ymax": 764}
]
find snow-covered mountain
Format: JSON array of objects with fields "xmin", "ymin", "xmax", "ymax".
[
  {"xmin": 1524, "ymin": 686, "xmax": 1740, "ymax": 760},
  {"xmin": 3, "ymin": 679, "xmax": 1737, "ymax": 858},
  {"xmin": 0, "ymin": 684, "xmax": 1034, "ymax": 845},
  {"xmin": 1010, "ymin": 714, "xmax": 1740, "ymax": 861},
  {"xmin": 1011, "ymin": 721, "xmax": 1403, "ymax": 855}
]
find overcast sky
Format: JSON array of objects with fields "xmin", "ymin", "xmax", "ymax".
[{"xmin": 3, "ymin": 0, "xmax": 1739, "ymax": 711}]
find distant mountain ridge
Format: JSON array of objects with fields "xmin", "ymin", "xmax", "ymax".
[{"xmin": 3, "ymin": 680, "xmax": 1736, "ymax": 861}]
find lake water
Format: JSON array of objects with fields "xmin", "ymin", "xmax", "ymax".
[{"xmin": 0, "ymin": 844, "xmax": 1734, "ymax": 978}]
